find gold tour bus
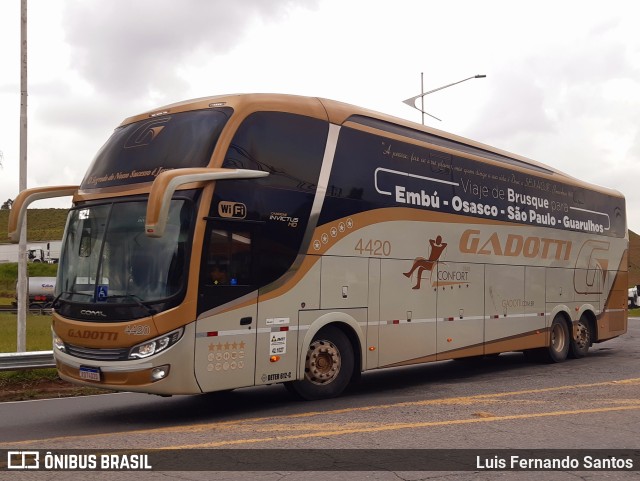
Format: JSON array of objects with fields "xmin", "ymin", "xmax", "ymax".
[{"xmin": 8, "ymin": 94, "xmax": 628, "ymax": 400}]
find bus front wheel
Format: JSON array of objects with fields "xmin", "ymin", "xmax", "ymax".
[{"xmin": 286, "ymin": 325, "xmax": 354, "ymax": 401}]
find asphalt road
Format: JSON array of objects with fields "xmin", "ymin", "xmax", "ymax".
[{"xmin": 1, "ymin": 319, "xmax": 639, "ymax": 480}]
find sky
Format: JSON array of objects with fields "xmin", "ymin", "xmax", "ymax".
[{"xmin": 0, "ymin": 0, "xmax": 639, "ymax": 231}]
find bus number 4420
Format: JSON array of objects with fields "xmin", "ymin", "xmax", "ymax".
[{"xmin": 355, "ymin": 239, "xmax": 391, "ymax": 257}]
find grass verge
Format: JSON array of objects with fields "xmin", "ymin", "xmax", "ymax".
[
  {"xmin": 0, "ymin": 312, "xmax": 53, "ymax": 352},
  {"xmin": 0, "ymin": 369, "xmax": 112, "ymax": 402},
  {"xmin": 0, "ymin": 312, "xmax": 113, "ymax": 402}
]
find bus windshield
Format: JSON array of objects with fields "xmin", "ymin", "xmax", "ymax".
[
  {"xmin": 80, "ymin": 108, "xmax": 232, "ymax": 190},
  {"xmin": 57, "ymin": 199, "xmax": 192, "ymax": 305}
]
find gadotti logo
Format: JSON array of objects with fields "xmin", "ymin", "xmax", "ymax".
[
  {"xmin": 459, "ymin": 229, "xmax": 572, "ymax": 260},
  {"xmin": 573, "ymin": 239, "xmax": 610, "ymax": 294},
  {"xmin": 68, "ymin": 329, "xmax": 118, "ymax": 341},
  {"xmin": 123, "ymin": 117, "xmax": 170, "ymax": 149},
  {"xmin": 403, "ymin": 235, "xmax": 448, "ymax": 289}
]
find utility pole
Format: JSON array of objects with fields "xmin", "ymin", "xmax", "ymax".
[{"xmin": 17, "ymin": 0, "xmax": 28, "ymax": 352}]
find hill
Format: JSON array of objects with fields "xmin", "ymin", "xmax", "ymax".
[{"xmin": 0, "ymin": 208, "xmax": 68, "ymax": 242}]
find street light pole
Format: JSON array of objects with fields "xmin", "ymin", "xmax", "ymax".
[
  {"xmin": 17, "ymin": 0, "xmax": 28, "ymax": 352},
  {"xmin": 421, "ymin": 72, "xmax": 424, "ymax": 126},
  {"xmin": 403, "ymin": 74, "xmax": 486, "ymax": 124}
]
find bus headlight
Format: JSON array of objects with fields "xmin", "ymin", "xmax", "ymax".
[
  {"xmin": 128, "ymin": 327, "xmax": 184, "ymax": 360},
  {"xmin": 52, "ymin": 329, "xmax": 66, "ymax": 353}
]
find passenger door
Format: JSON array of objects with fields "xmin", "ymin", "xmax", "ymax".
[{"xmin": 195, "ymin": 220, "xmax": 259, "ymax": 392}]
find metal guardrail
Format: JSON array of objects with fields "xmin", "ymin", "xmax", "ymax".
[
  {"xmin": 0, "ymin": 307, "xmax": 56, "ymax": 371},
  {"xmin": 0, "ymin": 307, "xmax": 53, "ymax": 315},
  {"xmin": 0, "ymin": 350, "xmax": 55, "ymax": 371}
]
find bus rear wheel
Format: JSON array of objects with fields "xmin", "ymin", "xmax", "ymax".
[
  {"xmin": 286, "ymin": 325, "xmax": 354, "ymax": 401},
  {"xmin": 569, "ymin": 315, "xmax": 591, "ymax": 358}
]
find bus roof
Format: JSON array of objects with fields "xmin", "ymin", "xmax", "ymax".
[{"xmin": 118, "ymin": 93, "xmax": 622, "ymax": 199}]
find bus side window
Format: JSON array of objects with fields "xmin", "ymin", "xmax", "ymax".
[{"xmin": 205, "ymin": 227, "xmax": 253, "ymax": 287}]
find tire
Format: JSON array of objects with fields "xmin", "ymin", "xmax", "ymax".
[
  {"xmin": 286, "ymin": 325, "xmax": 354, "ymax": 401},
  {"xmin": 525, "ymin": 315, "xmax": 570, "ymax": 363},
  {"xmin": 569, "ymin": 315, "xmax": 591, "ymax": 359},
  {"xmin": 545, "ymin": 315, "xmax": 571, "ymax": 362}
]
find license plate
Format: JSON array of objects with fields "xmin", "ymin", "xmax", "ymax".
[{"xmin": 79, "ymin": 366, "xmax": 101, "ymax": 382}]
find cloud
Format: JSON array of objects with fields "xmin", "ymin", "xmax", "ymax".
[
  {"xmin": 3, "ymin": 0, "xmax": 640, "ymax": 234},
  {"xmin": 469, "ymin": 70, "xmax": 556, "ymax": 142},
  {"xmin": 0, "ymin": 83, "xmax": 19, "ymax": 94},
  {"xmin": 62, "ymin": 0, "xmax": 319, "ymax": 100},
  {"xmin": 0, "ymin": 0, "xmax": 319, "ymax": 209}
]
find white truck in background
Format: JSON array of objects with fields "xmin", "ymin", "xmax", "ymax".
[
  {"xmin": 629, "ymin": 285, "xmax": 639, "ymax": 308},
  {"xmin": 28, "ymin": 243, "xmax": 59, "ymax": 264}
]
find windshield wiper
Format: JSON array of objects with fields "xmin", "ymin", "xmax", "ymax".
[
  {"xmin": 106, "ymin": 294, "xmax": 157, "ymax": 316},
  {"xmin": 51, "ymin": 291, "xmax": 93, "ymax": 309}
]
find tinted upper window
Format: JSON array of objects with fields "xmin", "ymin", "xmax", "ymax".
[
  {"xmin": 222, "ymin": 111, "xmax": 328, "ymax": 192},
  {"xmin": 81, "ymin": 108, "xmax": 232, "ymax": 189},
  {"xmin": 347, "ymin": 115, "xmax": 554, "ymax": 175},
  {"xmin": 197, "ymin": 112, "xmax": 329, "ymax": 312}
]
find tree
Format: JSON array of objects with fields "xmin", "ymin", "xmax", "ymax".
[{"xmin": 1, "ymin": 198, "xmax": 13, "ymax": 210}]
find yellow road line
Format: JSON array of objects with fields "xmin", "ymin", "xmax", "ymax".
[
  {"xmin": 3, "ymin": 377, "xmax": 640, "ymax": 447},
  {"xmin": 165, "ymin": 404, "xmax": 640, "ymax": 449}
]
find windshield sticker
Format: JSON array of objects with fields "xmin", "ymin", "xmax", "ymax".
[{"xmin": 96, "ymin": 285, "xmax": 108, "ymax": 302}]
